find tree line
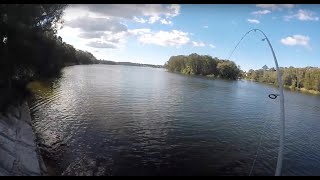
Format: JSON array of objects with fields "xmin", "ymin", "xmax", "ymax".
[
  {"xmin": 0, "ymin": 4, "xmax": 104, "ymax": 111},
  {"xmin": 164, "ymin": 53, "xmax": 242, "ymax": 80},
  {"xmin": 245, "ymin": 65, "xmax": 320, "ymax": 92},
  {"xmin": 94, "ymin": 60, "xmax": 163, "ymax": 68},
  {"xmin": 0, "ymin": 4, "xmax": 100, "ymax": 89}
]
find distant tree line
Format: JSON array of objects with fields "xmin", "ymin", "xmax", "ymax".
[
  {"xmin": 164, "ymin": 53, "xmax": 242, "ymax": 80},
  {"xmin": 94, "ymin": 60, "xmax": 163, "ymax": 68},
  {"xmin": 245, "ymin": 65, "xmax": 320, "ymax": 92}
]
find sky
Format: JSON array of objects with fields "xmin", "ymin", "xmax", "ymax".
[{"xmin": 57, "ymin": 4, "xmax": 320, "ymax": 71}]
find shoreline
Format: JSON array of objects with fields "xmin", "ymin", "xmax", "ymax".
[
  {"xmin": 0, "ymin": 101, "xmax": 46, "ymax": 176},
  {"xmin": 290, "ymin": 87, "xmax": 320, "ymax": 95},
  {"xmin": 244, "ymin": 78, "xmax": 320, "ymax": 95}
]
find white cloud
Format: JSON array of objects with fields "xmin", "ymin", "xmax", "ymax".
[
  {"xmin": 192, "ymin": 41, "xmax": 205, "ymax": 47},
  {"xmin": 203, "ymin": 25, "xmax": 209, "ymax": 28},
  {"xmin": 86, "ymin": 41, "xmax": 118, "ymax": 49},
  {"xmin": 133, "ymin": 16, "xmax": 146, "ymax": 23},
  {"xmin": 59, "ymin": 4, "xmax": 208, "ymax": 51},
  {"xmin": 78, "ymin": 31, "xmax": 105, "ymax": 39},
  {"xmin": 148, "ymin": 15, "xmax": 161, "ymax": 24},
  {"xmin": 247, "ymin": 19, "xmax": 260, "ymax": 24},
  {"xmin": 284, "ymin": 9, "xmax": 319, "ymax": 21},
  {"xmin": 209, "ymin": 44, "xmax": 216, "ymax": 49},
  {"xmin": 134, "ymin": 30, "xmax": 206, "ymax": 48},
  {"xmin": 166, "ymin": 4, "xmax": 180, "ymax": 17},
  {"xmin": 59, "ymin": 4, "xmax": 182, "ymax": 50},
  {"xmin": 280, "ymin": 35, "xmax": 310, "ymax": 48},
  {"xmin": 78, "ymin": 4, "xmax": 179, "ymax": 18},
  {"xmin": 65, "ymin": 4, "xmax": 180, "ymax": 25},
  {"xmin": 63, "ymin": 16, "xmax": 129, "ymax": 48},
  {"xmin": 256, "ymin": 4, "xmax": 295, "ymax": 10},
  {"xmin": 128, "ymin": 28, "xmax": 152, "ymax": 36},
  {"xmin": 138, "ymin": 30, "xmax": 190, "ymax": 47},
  {"xmin": 59, "ymin": 25, "xmax": 204, "ymax": 49},
  {"xmin": 102, "ymin": 31, "xmax": 130, "ymax": 44},
  {"xmin": 160, "ymin": 18, "xmax": 172, "ymax": 25},
  {"xmin": 251, "ymin": 10, "xmax": 271, "ymax": 15},
  {"xmin": 65, "ymin": 16, "xmax": 127, "ymax": 32}
]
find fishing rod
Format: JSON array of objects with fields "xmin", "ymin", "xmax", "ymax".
[{"xmin": 228, "ymin": 29, "xmax": 285, "ymax": 176}]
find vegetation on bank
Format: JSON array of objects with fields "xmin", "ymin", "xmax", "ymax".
[
  {"xmin": 164, "ymin": 54, "xmax": 320, "ymax": 95},
  {"xmin": 244, "ymin": 65, "xmax": 320, "ymax": 94},
  {"xmin": 0, "ymin": 4, "xmax": 100, "ymax": 112},
  {"xmin": 2, "ymin": 5, "xmax": 109, "ymax": 84},
  {"xmin": 164, "ymin": 53, "xmax": 242, "ymax": 80}
]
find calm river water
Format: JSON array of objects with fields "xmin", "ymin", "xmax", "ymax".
[{"xmin": 29, "ymin": 65, "xmax": 320, "ymax": 176}]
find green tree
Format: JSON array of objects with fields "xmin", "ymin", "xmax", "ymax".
[
  {"xmin": 245, "ymin": 66, "xmax": 320, "ymax": 92},
  {"xmin": 164, "ymin": 54, "xmax": 240, "ymax": 80}
]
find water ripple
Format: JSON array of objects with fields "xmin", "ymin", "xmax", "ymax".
[{"xmin": 29, "ymin": 65, "xmax": 320, "ymax": 176}]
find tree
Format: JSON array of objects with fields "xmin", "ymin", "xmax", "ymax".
[
  {"xmin": 245, "ymin": 65, "xmax": 320, "ymax": 92},
  {"xmin": 1, "ymin": 5, "xmax": 102, "ymax": 84},
  {"xmin": 1, "ymin": 5, "xmax": 67, "ymax": 82},
  {"xmin": 164, "ymin": 54, "xmax": 241, "ymax": 80},
  {"xmin": 262, "ymin": 65, "xmax": 269, "ymax": 71},
  {"xmin": 0, "ymin": 4, "xmax": 105, "ymax": 109}
]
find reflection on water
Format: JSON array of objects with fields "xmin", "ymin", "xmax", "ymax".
[{"xmin": 29, "ymin": 65, "xmax": 320, "ymax": 176}]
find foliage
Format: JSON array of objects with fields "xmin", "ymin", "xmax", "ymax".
[
  {"xmin": 245, "ymin": 66, "xmax": 320, "ymax": 92},
  {"xmin": 164, "ymin": 53, "xmax": 241, "ymax": 80},
  {"xmin": 0, "ymin": 4, "xmax": 99, "ymax": 87},
  {"xmin": 0, "ymin": 4, "xmax": 103, "ymax": 108}
]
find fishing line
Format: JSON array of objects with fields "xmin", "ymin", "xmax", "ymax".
[
  {"xmin": 249, "ymin": 114, "xmax": 270, "ymax": 176},
  {"xmin": 227, "ymin": 29, "xmax": 286, "ymax": 176},
  {"xmin": 227, "ymin": 30, "xmax": 252, "ymax": 60}
]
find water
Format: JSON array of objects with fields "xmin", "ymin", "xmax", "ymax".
[{"xmin": 29, "ymin": 65, "xmax": 320, "ymax": 176}]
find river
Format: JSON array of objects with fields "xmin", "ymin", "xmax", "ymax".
[{"xmin": 28, "ymin": 64, "xmax": 320, "ymax": 176}]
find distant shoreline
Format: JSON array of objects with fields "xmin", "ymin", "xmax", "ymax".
[
  {"xmin": 244, "ymin": 79, "xmax": 320, "ymax": 95},
  {"xmin": 89, "ymin": 60, "xmax": 164, "ymax": 69}
]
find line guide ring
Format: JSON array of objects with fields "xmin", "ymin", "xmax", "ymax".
[{"xmin": 268, "ymin": 94, "xmax": 279, "ymax": 99}]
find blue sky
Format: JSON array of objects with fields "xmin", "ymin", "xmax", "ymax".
[{"xmin": 58, "ymin": 4, "xmax": 320, "ymax": 71}]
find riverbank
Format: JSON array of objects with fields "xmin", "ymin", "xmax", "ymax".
[
  {"xmin": 0, "ymin": 101, "xmax": 46, "ymax": 176},
  {"xmin": 286, "ymin": 87, "xmax": 320, "ymax": 95},
  {"xmin": 244, "ymin": 78, "xmax": 320, "ymax": 95}
]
